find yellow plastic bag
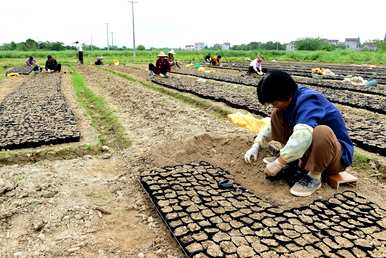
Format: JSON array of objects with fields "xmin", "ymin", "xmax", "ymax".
[
  {"xmin": 228, "ymin": 112, "xmax": 269, "ymax": 133},
  {"xmin": 6, "ymin": 72, "xmax": 19, "ymax": 77},
  {"xmin": 113, "ymin": 60, "xmax": 120, "ymax": 66}
]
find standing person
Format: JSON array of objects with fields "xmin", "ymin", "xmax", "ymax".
[
  {"xmin": 244, "ymin": 70, "xmax": 354, "ymax": 197},
  {"xmin": 45, "ymin": 55, "xmax": 61, "ymax": 72},
  {"xmin": 247, "ymin": 54, "xmax": 264, "ymax": 75},
  {"xmin": 148, "ymin": 51, "xmax": 171, "ymax": 78},
  {"xmin": 75, "ymin": 41, "xmax": 84, "ymax": 64},
  {"xmin": 167, "ymin": 50, "xmax": 180, "ymax": 69}
]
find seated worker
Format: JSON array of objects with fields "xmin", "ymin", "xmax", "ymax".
[
  {"xmin": 95, "ymin": 56, "xmax": 104, "ymax": 65},
  {"xmin": 244, "ymin": 70, "xmax": 353, "ymax": 197},
  {"xmin": 204, "ymin": 53, "xmax": 211, "ymax": 63},
  {"xmin": 148, "ymin": 51, "xmax": 170, "ymax": 78},
  {"xmin": 45, "ymin": 55, "xmax": 61, "ymax": 72},
  {"xmin": 247, "ymin": 55, "xmax": 264, "ymax": 75},
  {"xmin": 167, "ymin": 50, "xmax": 180, "ymax": 69},
  {"xmin": 210, "ymin": 55, "xmax": 221, "ymax": 66},
  {"xmin": 25, "ymin": 56, "xmax": 42, "ymax": 72}
]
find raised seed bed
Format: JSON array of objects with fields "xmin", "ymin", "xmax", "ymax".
[
  {"xmin": 150, "ymin": 76, "xmax": 386, "ymax": 156},
  {"xmin": 140, "ymin": 161, "xmax": 386, "ymax": 258},
  {"xmin": 0, "ymin": 73, "xmax": 80, "ymax": 150},
  {"xmin": 172, "ymin": 69, "xmax": 386, "ymax": 115}
]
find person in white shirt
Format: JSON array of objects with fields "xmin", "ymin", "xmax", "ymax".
[
  {"xmin": 75, "ymin": 41, "xmax": 84, "ymax": 64},
  {"xmin": 247, "ymin": 54, "xmax": 264, "ymax": 75}
]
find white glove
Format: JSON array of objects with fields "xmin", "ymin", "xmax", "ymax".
[
  {"xmin": 264, "ymin": 158, "xmax": 287, "ymax": 177},
  {"xmin": 244, "ymin": 143, "xmax": 260, "ymax": 163}
]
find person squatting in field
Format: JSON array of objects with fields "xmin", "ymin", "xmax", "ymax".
[
  {"xmin": 148, "ymin": 51, "xmax": 171, "ymax": 78},
  {"xmin": 25, "ymin": 56, "xmax": 42, "ymax": 72},
  {"xmin": 167, "ymin": 50, "xmax": 181, "ymax": 69},
  {"xmin": 244, "ymin": 70, "xmax": 354, "ymax": 197},
  {"xmin": 247, "ymin": 54, "xmax": 265, "ymax": 75},
  {"xmin": 45, "ymin": 55, "xmax": 61, "ymax": 72}
]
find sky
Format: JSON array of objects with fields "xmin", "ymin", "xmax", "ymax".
[{"xmin": 0, "ymin": 0, "xmax": 385, "ymax": 48}]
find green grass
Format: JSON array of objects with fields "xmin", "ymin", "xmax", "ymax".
[
  {"xmin": 70, "ymin": 67, "xmax": 129, "ymax": 149},
  {"xmin": 0, "ymin": 49, "xmax": 385, "ymax": 66}
]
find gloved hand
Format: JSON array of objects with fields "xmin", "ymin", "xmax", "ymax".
[
  {"xmin": 244, "ymin": 143, "xmax": 260, "ymax": 163},
  {"xmin": 264, "ymin": 158, "xmax": 287, "ymax": 177}
]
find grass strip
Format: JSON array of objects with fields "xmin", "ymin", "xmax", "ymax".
[{"xmin": 70, "ymin": 66, "xmax": 129, "ymax": 149}]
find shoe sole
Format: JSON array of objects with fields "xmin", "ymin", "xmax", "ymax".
[{"xmin": 290, "ymin": 183, "xmax": 322, "ymax": 197}]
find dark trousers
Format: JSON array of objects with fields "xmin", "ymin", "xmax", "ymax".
[
  {"xmin": 148, "ymin": 63, "xmax": 168, "ymax": 75},
  {"xmin": 78, "ymin": 51, "xmax": 84, "ymax": 64},
  {"xmin": 247, "ymin": 66, "xmax": 261, "ymax": 75}
]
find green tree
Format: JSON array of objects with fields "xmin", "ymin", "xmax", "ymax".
[
  {"xmin": 137, "ymin": 45, "xmax": 145, "ymax": 50},
  {"xmin": 24, "ymin": 38, "xmax": 38, "ymax": 49}
]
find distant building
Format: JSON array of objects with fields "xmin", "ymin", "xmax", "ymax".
[
  {"xmin": 362, "ymin": 41, "xmax": 377, "ymax": 51},
  {"xmin": 185, "ymin": 44, "xmax": 194, "ymax": 51},
  {"xmin": 327, "ymin": 39, "xmax": 339, "ymax": 45},
  {"xmin": 286, "ymin": 41, "xmax": 295, "ymax": 51},
  {"xmin": 222, "ymin": 42, "xmax": 231, "ymax": 50},
  {"xmin": 344, "ymin": 38, "xmax": 361, "ymax": 49},
  {"xmin": 194, "ymin": 42, "xmax": 205, "ymax": 50}
]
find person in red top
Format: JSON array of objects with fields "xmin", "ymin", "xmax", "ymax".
[{"xmin": 148, "ymin": 51, "xmax": 171, "ymax": 78}]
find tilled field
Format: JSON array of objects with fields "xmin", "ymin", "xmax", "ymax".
[
  {"xmin": 218, "ymin": 62, "xmax": 386, "ymax": 84},
  {"xmin": 143, "ymin": 74, "xmax": 386, "ymax": 155},
  {"xmin": 141, "ymin": 161, "xmax": 386, "ymax": 258},
  {"xmin": 0, "ymin": 73, "xmax": 80, "ymax": 150},
  {"xmin": 172, "ymin": 69, "xmax": 386, "ymax": 115},
  {"xmin": 174, "ymin": 68, "xmax": 386, "ymax": 97}
]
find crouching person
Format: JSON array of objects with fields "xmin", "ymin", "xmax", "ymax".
[
  {"xmin": 244, "ymin": 70, "xmax": 354, "ymax": 197},
  {"xmin": 45, "ymin": 55, "xmax": 61, "ymax": 72},
  {"xmin": 148, "ymin": 51, "xmax": 170, "ymax": 78}
]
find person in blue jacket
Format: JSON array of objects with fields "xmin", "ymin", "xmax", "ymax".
[{"xmin": 244, "ymin": 70, "xmax": 354, "ymax": 197}]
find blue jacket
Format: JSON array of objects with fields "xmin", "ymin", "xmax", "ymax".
[{"xmin": 283, "ymin": 86, "xmax": 354, "ymax": 166}]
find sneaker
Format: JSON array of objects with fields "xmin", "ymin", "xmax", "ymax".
[{"xmin": 290, "ymin": 174, "xmax": 321, "ymax": 197}]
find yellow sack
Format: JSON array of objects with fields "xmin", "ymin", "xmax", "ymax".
[
  {"xmin": 228, "ymin": 112, "xmax": 269, "ymax": 133},
  {"xmin": 6, "ymin": 72, "xmax": 19, "ymax": 77},
  {"xmin": 113, "ymin": 60, "xmax": 120, "ymax": 66}
]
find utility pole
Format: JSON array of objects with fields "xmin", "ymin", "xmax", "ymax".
[
  {"xmin": 90, "ymin": 35, "xmax": 93, "ymax": 51},
  {"xmin": 128, "ymin": 1, "xmax": 138, "ymax": 61},
  {"xmin": 106, "ymin": 23, "xmax": 110, "ymax": 50},
  {"xmin": 111, "ymin": 32, "xmax": 114, "ymax": 48}
]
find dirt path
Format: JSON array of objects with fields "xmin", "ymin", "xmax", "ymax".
[{"xmin": 0, "ymin": 65, "xmax": 385, "ymax": 257}]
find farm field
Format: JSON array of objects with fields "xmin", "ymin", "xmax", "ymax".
[{"xmin": 0, "ymin": 58, "xmax": 385, "ymax": 257}]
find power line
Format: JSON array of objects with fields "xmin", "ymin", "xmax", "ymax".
[{"xmin": 128, "ymin": 1, "xmax": 138, "ymax": 61}]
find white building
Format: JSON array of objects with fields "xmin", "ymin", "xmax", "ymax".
[
  {"xmin": 222, "ymin": 42, "xmax": 231, "ymax": 50},
  {"xmin": 286, "ymin": 41, "xmax": 295, "ymax": 51},
  {"xmin": 185, "ymin": 44, "xmax": 194, "ymax": 51},
  {"xmin": 194, "ymin": 42, "xmax": 205, "ymax": 50},
  {"xmin": 362, "ymin": 42, "xmax": 377, "ymax": 51},
  {"xmin": 344, "ymin": 38, "xmax": 360, "ymax": 49}
]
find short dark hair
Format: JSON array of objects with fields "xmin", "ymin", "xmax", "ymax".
[
  {"xmin": 47, "ymin": 55, "xmax": 52, "ymax": 59},
  {"xmin": 257, "ymin": 70, "xmax": 298, "ymax": 104}
]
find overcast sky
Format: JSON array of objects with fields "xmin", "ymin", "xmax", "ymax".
[{"xmin": 0, "ymin": 0, "xmax": 385, "ymax": 48}]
